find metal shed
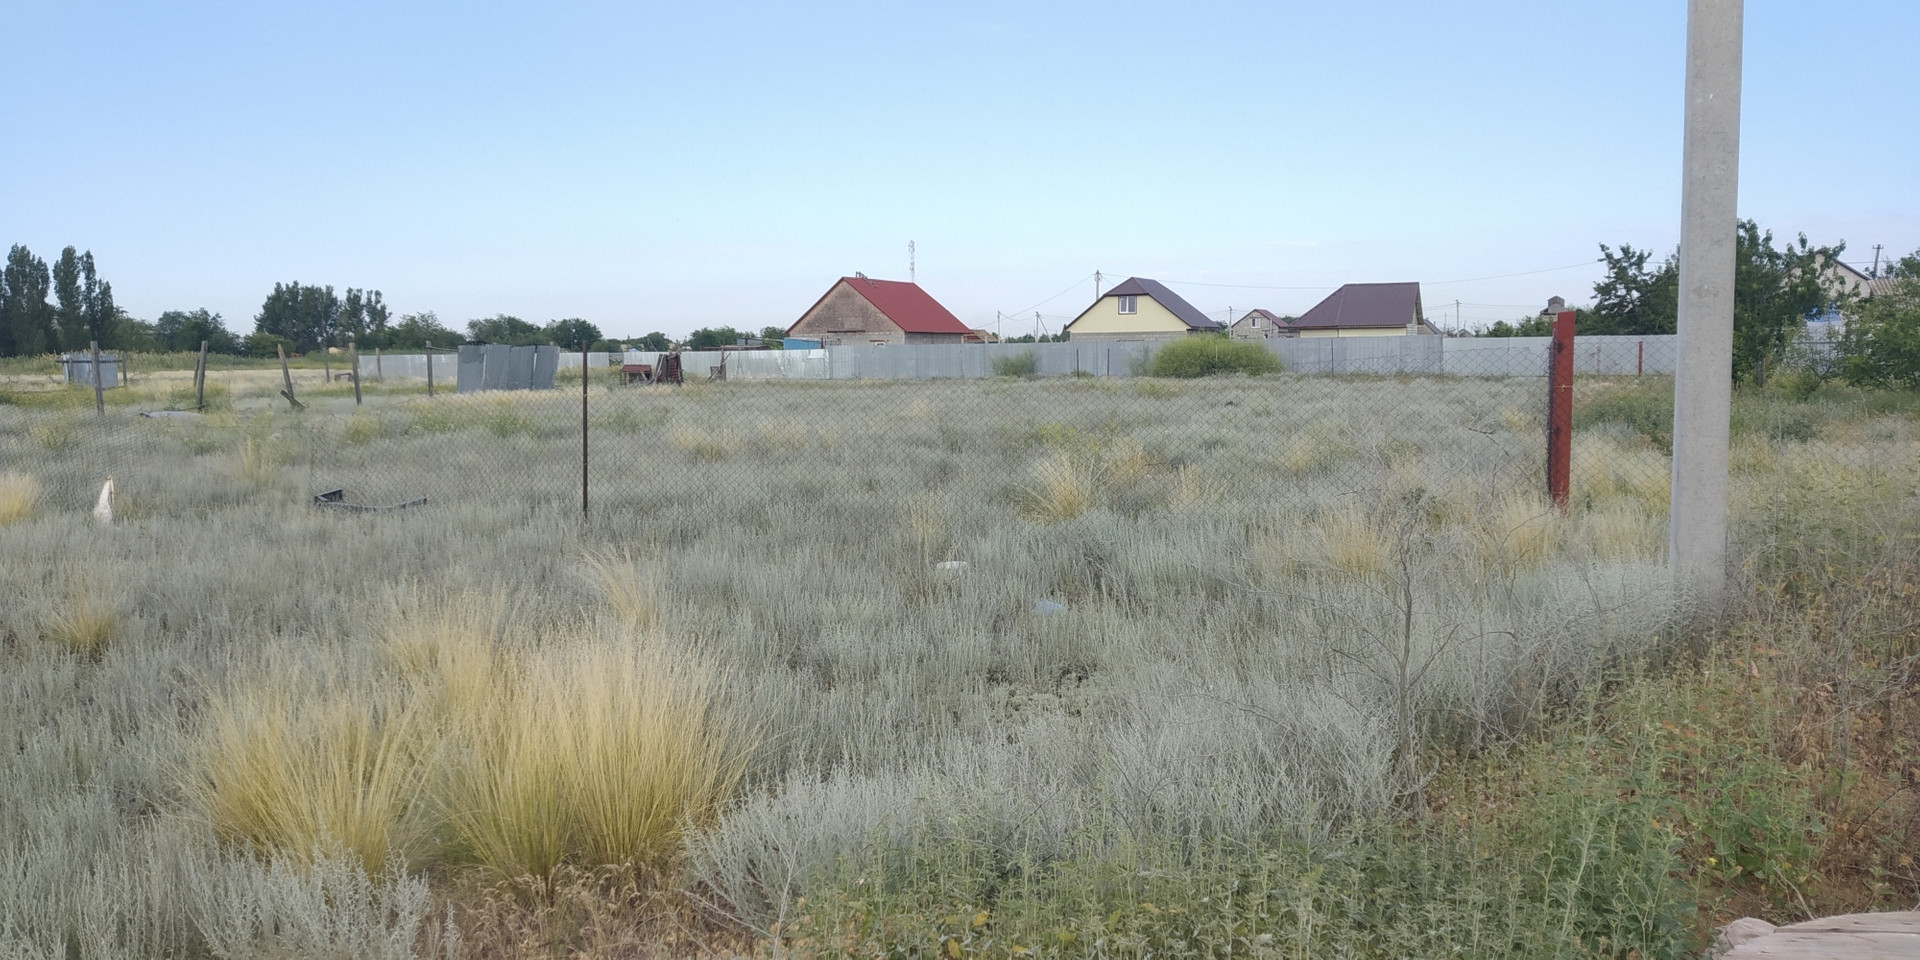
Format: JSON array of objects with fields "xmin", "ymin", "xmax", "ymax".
[{"xmin": 59, "ymin": 354, "xmax": 123, "ymax": 388}]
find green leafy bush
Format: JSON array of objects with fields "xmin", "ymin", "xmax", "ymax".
[
  {"xmin": 1838, "ymin": 276, "xmax": 1920, "ymax": 388},
  {"xmin": 1148, "ymin": 336, "xmax": 1281, "ymax": 378},
  {"xmin": 990, "ymin": 349, "xmax": 1038, "ymax": 378}
]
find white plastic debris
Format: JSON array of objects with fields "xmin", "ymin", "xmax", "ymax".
[
  {"xmin": 92, "ymin": 478, "xmax": 114, "ymax": 525},
  {"xmin": 932, "ymin": 560, "xmax": 970, "ymax": 581},
  {"xmin": 1033, "ymin": 599, "xmax": 1066, "ymax": 615}
]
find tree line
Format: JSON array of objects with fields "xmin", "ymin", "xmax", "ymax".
[
  {"xmin": 1483, "ymin": 219, "xmax": 1920, "ymax": 384},
  {"xmin": 0, "ymin": 248, "xmax": 778, "ymax": 359}
]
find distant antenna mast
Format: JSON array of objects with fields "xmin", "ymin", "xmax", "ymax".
[
  {"xmin": 1872, "ymin": 243, "xmax": 1883, "ymax": 277},
  {"xmin": 909, "ymin": 241, "xmax": 916, "ymax": 282},
  {"xmin": 1094, "ymin": 270, "xmax": 1103, "ymax": 298},
  {"xmin": 1035, "ymin": 311, "xmax": 1042, "ymax": 341}
]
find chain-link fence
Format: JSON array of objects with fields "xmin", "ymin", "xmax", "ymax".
[{"xmin": 3, "ymin": 336, "xmax": 1687, "ymax": 527}]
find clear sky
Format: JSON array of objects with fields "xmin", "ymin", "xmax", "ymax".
[{"xmin": 3, "ymin": 1, "xmax": 1916, "ymax": 339}]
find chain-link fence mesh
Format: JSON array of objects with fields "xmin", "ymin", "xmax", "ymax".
[
  {"xmin": 10, "ymin": 333, "xmax": 1917, "ymax": 569},
  {"xmin": 2, "ymin": 336, "xmax": 1682, "ymax": 526}
]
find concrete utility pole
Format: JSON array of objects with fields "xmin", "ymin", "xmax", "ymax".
[{"xmin": 1670, "ymin": 0, "xmax": 1744, "ymax": 601}]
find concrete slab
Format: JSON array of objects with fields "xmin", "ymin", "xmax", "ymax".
[{"xmin": 1722, "ymin": 912, "xmax": 1920, "ymax": 959}]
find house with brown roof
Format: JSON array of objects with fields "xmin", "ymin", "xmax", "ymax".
[
  {"xmin": 1227, "ymin": 308, "xmax": 1293, "ymax": 339},
  {"xmin": 1292, "ymin": 282, "xmax": 1439, "ymax": 337},
  {"xmin": 787, "ymin": 275, "xmax": 973, "ymax": 345},
  {"xmin": 1062, "ymin": 277, "xmax": 1224, "ymax": 341}
]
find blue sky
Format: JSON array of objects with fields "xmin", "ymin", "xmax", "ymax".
[{"xmin": 3, "ymin": 1, "xmax": 1915, "ymax": 339}]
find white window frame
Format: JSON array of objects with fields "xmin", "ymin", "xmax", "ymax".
[{"xmin": 1117, "ymin": 295, "xmax": 1137, "ymax": 315}]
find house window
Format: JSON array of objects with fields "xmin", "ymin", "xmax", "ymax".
[
  {"xmin": 1118, "ymin": 295, "xmax": 1137, "ymax": 315},
  {"xmin": 1250, "ymin": 315, "xmax": 1260, "ymax": 328}
]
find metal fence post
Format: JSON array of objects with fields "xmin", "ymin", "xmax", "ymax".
[
  {"xmin": 1671, "ymin": 0, "xmax": 1743, "ymax": 600},
  {"xmin": 581, "ymin": 342, "xmax": 589, "ymax": 521},
  {"xmin": 349, "ymin": 341, "xmax": 362, "ymax": 405},
  {"xmin": 90, "ymin": 340, "xmax": 104, "ymax": 415},
  {"xmin": 1547, "ymin": 311, "xmax": 1575, "ymax": 511},
  {"xmin": 425, "ymin": 342, "xmax": 435, "ymax": 396}
]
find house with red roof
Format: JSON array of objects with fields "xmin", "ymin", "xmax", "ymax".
[{"xmin": 786, "ymin": 274, "xmax": 974, "ymax": 345}]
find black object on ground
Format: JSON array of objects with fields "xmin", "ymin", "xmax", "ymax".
[{"xmin": 312, "ymin": 489, "xmax": 429, "ymax": 512}]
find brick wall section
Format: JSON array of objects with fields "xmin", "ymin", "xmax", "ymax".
[{"xmin": 790, "ymin": 282, "xmax": 906, "ymax": 344}]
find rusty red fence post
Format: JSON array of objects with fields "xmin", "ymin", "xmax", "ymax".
[{"xmin": 1547, "ymin": 310, "xmax": 1576, "ymax": 511}]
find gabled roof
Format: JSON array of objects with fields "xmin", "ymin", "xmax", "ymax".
[
  {"xmin": 828, "ymin": 276, "xmax": 972, "ymax": 335},
  {"xmin": 1082, "ymin": 277, "xmax": 1222, "ymax": 330},
  {"xmin": 1292, "ymin": 282, "xmax": 1424, "ymax": 330},
  {"xmin": 1237, "ymin": 308, "xmax": 1289, "ymax": 327}
]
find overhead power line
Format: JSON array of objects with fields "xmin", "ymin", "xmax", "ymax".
[{"xmin": 1153, "ymin": 259, "xmax": 1603, "ymax": 292}]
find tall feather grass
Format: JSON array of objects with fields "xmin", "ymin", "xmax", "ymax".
[{"xmin": 0, "ymin": 471, "xmax": 38, "ymax": 525}]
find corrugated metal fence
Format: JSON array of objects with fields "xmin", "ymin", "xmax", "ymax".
[{"xmin": 360, "ymin": 335, "xmax": 1679, "ymax": 383}]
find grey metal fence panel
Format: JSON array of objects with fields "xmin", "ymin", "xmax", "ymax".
[
  {"xmin": 530, "ymin": 346, "xmax": 559, "ymax": 388},
  {"xmin": 354, "ymin": 353, "xmax": 458, "ymax": 381},
  {"xmin": 456, "ymin": 346, "xmax": 484, "ymax": 392},
  {"xmin": 524, "ymin": 336, "xmax": 1677, "ymax": 384}
]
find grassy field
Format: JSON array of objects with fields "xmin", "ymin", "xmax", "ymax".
[{"xmin": 0, "ymin": 369, "xmax": 1914, "ymax": 958}]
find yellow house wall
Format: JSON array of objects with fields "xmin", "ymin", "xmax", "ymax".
[
  {"xmin": 1296, "ymin": 323, "xmax": 1431, "ymax": 338},
  {"xmin": 1066, "ymin": 296, "xmax": 1191, "ymax": 338}
]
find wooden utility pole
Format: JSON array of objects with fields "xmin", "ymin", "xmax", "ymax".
[
  {"xmin": 194, "ymin": 340, "xmax": 209, "ymax": 410},
  {"xmin": 277, "ymin": 343, "xmax": 302, "ymax": 409},
  {"xmin": 348, "ymin": 341, "xmax": 362, "ymax": 405},
  {"xmin": 425, "ymin": 342, "xmax": 435, "ymax": 397},
  {"xmin": 1670, "ymin": 0, "xmax": 1744, "ymax": 600}
]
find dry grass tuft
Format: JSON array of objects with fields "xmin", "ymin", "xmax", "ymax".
[
  {"xmin": 581, "ymin": 552, "xmax": 662, "ymax": 631},
  {"xmin": 1318, "ymin": 504, "xmax": 1394, "ymax": 578},
  {"xmin": 1470, "ymin": 493, "xmax": 1561, "ymax": 570},
  {"xmin": 43, "ymin": 578, "xmax": 120, "ymax": 660},
  {"xmin": 668, "ymin": 425, "xmax": 737, "ymax": 462},
  {"xmin": 381, "ymin": 592, "xmax": 512, "ymax": 720},
  {"xmin": 1573, "ymin": 436, "xmax": 1670, "ymax": 510},
  {"xmin": 193, "ymin": 679, "xmax": 430, "ymax": 875},
  {"xmin": 0, "ymin": 471, "xmax": 39, "ymax": 525},
  {"xmin": 1578, "ymin": 503, "xmax": 1663, "ymax": 561},
  {"xmin": 440, "ymin": 640, "xmax": 748, "ymax": 879},
  {"xmin": 1018, "ymin": 452, "xmax": 1097, "ymax": 521},
  {"xmin": 1278, "ymin": 425, "xmax": 1358, "ymax": 476}
]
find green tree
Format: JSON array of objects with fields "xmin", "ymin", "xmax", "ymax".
[
  {"xmin": 1, "ymin": 245, "xmax": 55, "ymax": 357},
  {"xmin": 254, "ymin": 282, "xmax": 342, "ymax": 352},
  {"xmin": 383, "ymin": 311, "xmax": 459, "ymax": 349},
  {"xmin": 1731, "ymin": 221, "xmax": 1845, "ymax": 382},
  {"xmin": 52, "ymin": 247, "xmax": 84, "ymax": 349},
  {"xmin": 243, "ymin": 331, "xmax": 295, "ymax": 358},
  {"xmin": 466, "ymin": 315, "xmax": 542, "ymax": 345},
  {"xmin": 1837, "ymin": 260, "xmax": 1920, "ymax": 388},
  {"xmin": 1585, "ymin": 244, "xmax": 1678, "ymax": 336},
  {"xmin": 51, "ymin": 247, "xmax": 118, "ymax": 350},
  {"xmin": 686, "ymin": 326, "xmax": 742, "ymax": 349},
  {"xmin": 154, "ymin": 309, "xmax": 242, "ymax": 353},
  {"xmin": 107, "ymin": 315, "xmax": 155, "ymax": 352},
  {"xmin": 1486, "ymin": 315, "xmax": 1554, "ymax": 337},
  {"xmin": 542, "ymin": 317, "xmax": 603, "ymax": 348},
  {"xmin": 632, "ymin": 331, "xmax": 670, "ymax": 351},
  {"xmin": 758, "ymin": 325, "xmax": 787, "ymax": 347}
]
